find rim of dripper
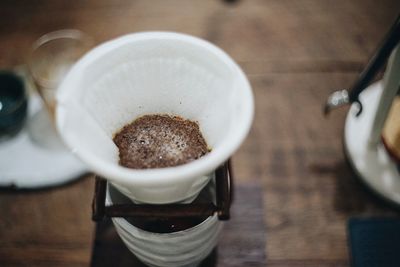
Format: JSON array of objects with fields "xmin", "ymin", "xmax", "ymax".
[{"xmin": 56, "ymin": 31, "xmax": 254, "ymax": 186}]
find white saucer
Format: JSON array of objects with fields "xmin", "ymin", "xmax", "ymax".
[
  {"xmin": 0, "ymin": 93, "xmax": 87, "ymax": 189},
  {"xmin": 344, "ymin": 81, "xmax": 400, "ymax": 206}
]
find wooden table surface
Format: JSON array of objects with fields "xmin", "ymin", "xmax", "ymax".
[{"xmin": 1, "ymin": 1, "xmax": 400, "ymax": 266}]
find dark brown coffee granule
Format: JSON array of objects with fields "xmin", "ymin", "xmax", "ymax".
[{"xmin": 113, "ymin": 114, "xmax": 210, "ymax": 169}]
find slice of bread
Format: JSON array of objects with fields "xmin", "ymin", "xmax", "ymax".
[{"xmin": 382, "ymin": 96, "xmax": 400, "ymax": 163}]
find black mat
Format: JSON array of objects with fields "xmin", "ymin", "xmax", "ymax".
[{"xmin": 348, "ymin": 217, "xmax": 400, "ymax": 267}]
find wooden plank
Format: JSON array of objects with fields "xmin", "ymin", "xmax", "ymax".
[
  {"xmin": 0, "ymin": 177, "xmax": 95, "ymax": 267},
  {"xmin": 0, "ymin": 0, "xmax": 399, "ymax": 68},
  {"xmin": 266, "ymin": 259, "xmax": 348, "ymax": 267}
]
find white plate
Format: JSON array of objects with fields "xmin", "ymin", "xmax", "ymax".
[
  {"xmin": 0, "ymin": 92, "xmax": 87, "ymax": 188},
  {"xmin": 344, "ymin": 81, "xmax": 400, "ymax": 206}
]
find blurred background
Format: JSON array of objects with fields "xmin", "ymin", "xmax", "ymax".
[{"xmin": 1, "ymin": 0, "xmax": 400, "ymax": 267}]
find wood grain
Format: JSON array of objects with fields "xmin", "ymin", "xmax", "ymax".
[
  {"xmin": 0, "ymin": 176, "xmax": 95, "ymax": 267},
  {"xmin": 1, "ymin": 0, "xmax": 400, "ymax": 266}
]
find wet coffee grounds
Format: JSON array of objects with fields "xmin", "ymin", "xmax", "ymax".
[{"xmin": 113, "ymin": 114, "xmax": 209, "ymax": 169}]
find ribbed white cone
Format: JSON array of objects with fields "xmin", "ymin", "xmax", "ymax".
[{"xmin": 106, "ymin": 184, "xmax": 221, "ymax": 267}]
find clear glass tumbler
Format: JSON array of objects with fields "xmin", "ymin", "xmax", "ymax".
[{"xmin": 28, "ymin": 29, "xmax": 93, "ymax": 119}]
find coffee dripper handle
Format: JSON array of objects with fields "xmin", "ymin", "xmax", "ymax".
[{"xmin": 324, "ymin": 13, "xmax": 400, "ymax": 116}]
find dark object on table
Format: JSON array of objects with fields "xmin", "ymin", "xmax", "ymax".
[
  {"xmin": 91, "ymin": 183, "xmax": 267, "ymax": 267},
  {"xmin": 324, "ymin": 13, "xmax": 400, "ymax": 116},
  {"xmin": 0, "ymin": 71, "xmax": 28, "ymax": 137},
  {"xmin": 348, "ymin": 217, "xmax": 400, "ymax": 267}
]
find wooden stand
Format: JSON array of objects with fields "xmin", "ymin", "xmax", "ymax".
[{"xmin": 92, "ymin": 161, "xmax": 233, "ymax": 221}]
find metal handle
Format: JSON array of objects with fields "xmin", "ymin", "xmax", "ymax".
[{"xmin": 324, "ymin": 13, "xmax": 400, "ymax": 116}]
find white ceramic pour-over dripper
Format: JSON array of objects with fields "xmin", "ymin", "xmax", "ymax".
[{"xmin": 56, "ymin": 32, "xmax": 254, "ymax": 204}]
